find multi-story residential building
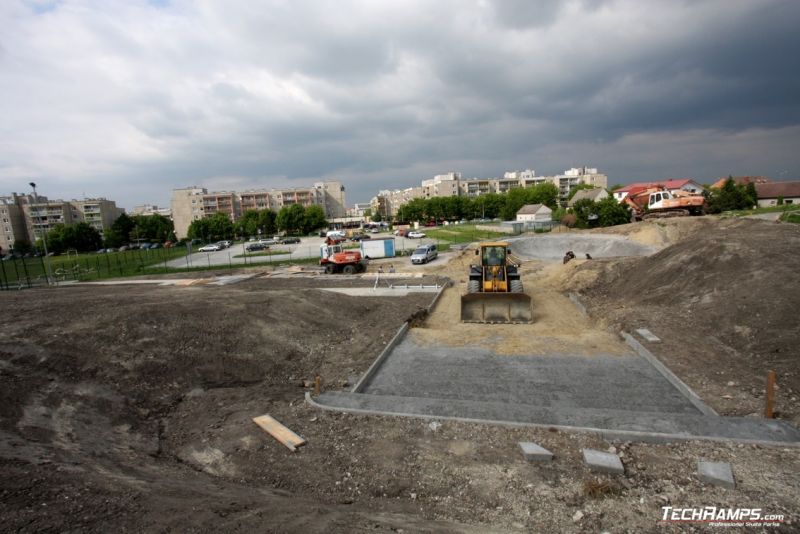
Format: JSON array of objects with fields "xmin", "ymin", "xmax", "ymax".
[
  {"xmin": 23, "ymin": 199, "xmax": 74, "ymax": 243},
  {"xmin": 422, "ymin": 172, "xmax": 461, "ymax": 198},
  {"xmin": 554, "ymin": 167, "xmax": 608, "ymax": 200},
  {"xmin": 170, "ymin": 181, "xmax": 347, "ymax": 239},
  {"xmin": 70, "ymin": 199, "xmax": 125, "ymax": 237},
  {"xmin": 0, "ymin": 194, "xmax": 30, "ymax": 252}
]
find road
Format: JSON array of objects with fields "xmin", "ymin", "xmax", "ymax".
[{"xmin": 166, "ymin": 234, "xmax": 445, "ymax": 269}]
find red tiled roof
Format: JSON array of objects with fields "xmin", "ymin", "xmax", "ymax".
[
  {"xmin": 755, "ymin": 181, "xmax": 800, "ymax": 199},
  {"xmin": 711, "ymin": 176, "xmax": 770, "ymax": 189}
]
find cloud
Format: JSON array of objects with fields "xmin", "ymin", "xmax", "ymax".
[{"xmin": 0, "ymin": 0, "xmax": 798, "ymax": 207}]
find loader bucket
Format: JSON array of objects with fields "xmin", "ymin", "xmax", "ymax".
[{"xmin": 460, "ymin": 293, "xmax": 533, "ymax": 324}]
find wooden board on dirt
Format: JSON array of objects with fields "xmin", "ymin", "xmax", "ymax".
[{"xmin": 252, "ymin": 414, "xmax": 307, "ymax": 451}]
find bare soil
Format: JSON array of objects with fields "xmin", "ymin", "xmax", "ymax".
[{"xmin": 2, "ymin": 219, "xmax": 799, "ymax": 532}]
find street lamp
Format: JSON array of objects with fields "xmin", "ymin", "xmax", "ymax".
[{"xmin": 29, "ymin": 182, "xmax": 54, "ymax": 285}]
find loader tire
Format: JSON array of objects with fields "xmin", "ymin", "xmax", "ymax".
[
  {"xmin": 510, "ymin": 280, "xmax": 524, "ymax": 293},
  {"xmin": 324, "ymin": 264, "xmax": 335, "ymax": 274},
  {"xmin": 467, "ymin": 280, "xmax": 480, "ymax": 293}
]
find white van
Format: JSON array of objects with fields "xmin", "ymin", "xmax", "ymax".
[{"xmin": 326, "ymin": 230, "xmax": 346, "ymax": 239}]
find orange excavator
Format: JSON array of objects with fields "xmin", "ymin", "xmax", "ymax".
[
  {"xmin": 319, "ymin": 238, "xmax": 367, "ymax": 274},
  {"xmin": 621, "ymin": 185, "xmax": 706, "ymax": 221}
]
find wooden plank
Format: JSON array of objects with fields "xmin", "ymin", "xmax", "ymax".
[
  {"xmin": 765, "ymin": 370, "xmax": 776, "ymax": 419},
  {"xmin": 252, "ymin": 414, "xmax": 307, "ymax": 451}
]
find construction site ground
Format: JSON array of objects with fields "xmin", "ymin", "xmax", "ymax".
[{"xmin": 1, "ymin": 216, "xmax": 799, "ymax": 532}]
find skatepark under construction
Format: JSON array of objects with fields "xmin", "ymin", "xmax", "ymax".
[{"xmin": 310, "ymin": 233, "xmax": 800, "ymax": 446}]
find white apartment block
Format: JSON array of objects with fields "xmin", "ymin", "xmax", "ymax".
[{"xmin": 170, "ymin": 181, "xmax": 347, "ymax": 239}]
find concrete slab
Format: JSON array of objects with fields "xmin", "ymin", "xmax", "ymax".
[
  {"xmin": 519, "ymin": 442, "xmax": 553, "ymax": 461},
  {"xmin": 508, "ymin": 234, "xmax": 657, "ymax": 261},
  {"xmin": 636, "ymin": 328, "xmax": 661, "ymax": 342},
  {"xmin": 321, "ymin": 287, "xmax": 440, "ymax": 297},
  {"xmin": 358, "ymin": 338, "xmax": 700, "ymax": 415},
  {"xmin": 583, "ymin": 449, "xmax": 624, "ymax": 474},
  {"xmin": 698, "ymin": 461, "xmax": 735, "ymax": 489}
]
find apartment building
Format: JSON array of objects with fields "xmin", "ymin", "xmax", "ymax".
[
  {"xmin": 170, "ymin": 181, "xmax": 347, "ymax": 239},
  {"xmin": 23, "ymin": 199, "xmax": 74, "ymax": 243},
  {"xmin": 0, "ymin": 194, "xmax": 30, "ymax": 252},
  {"xmin": 422, "ymin": 172, "xmax": 461, "ymax": 198},
  {"xmin": 554, "ymin": 167, "xmax": 608, "ymax": 200},
  {"xmin": 70, "ymin": 199, "xmax": 125, "ymax": 236}
]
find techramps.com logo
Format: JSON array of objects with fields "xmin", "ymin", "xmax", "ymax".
[{"xmin": 660, "ymin": 506, "xmax": 786, "ymax": 527}]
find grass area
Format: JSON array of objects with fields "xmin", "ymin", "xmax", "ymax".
[
  {"xmin": 423, "ymin": 224, "xmax": 507, "ymax": 243},
  {"xmin": 782, "ymin": 211, "xmax": 800, "ymax": 224}
]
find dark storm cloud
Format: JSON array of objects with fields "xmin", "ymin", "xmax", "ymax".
[{"xmin": 0, "ymin": 0, "xmax": 799, "ymax": 207}]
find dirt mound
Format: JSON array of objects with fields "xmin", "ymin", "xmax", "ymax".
[
  {"xmin": 509, "ymin": 234, "xmax": 656, "ymax": 261},
  {"xmin": 578, "ymin": 218, "xmax": 800, "ymax": 421}
]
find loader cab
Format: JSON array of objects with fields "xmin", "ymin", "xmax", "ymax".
[{"xmin": 480, "ymin": 245, "xmax": 507, "ymax": 266}]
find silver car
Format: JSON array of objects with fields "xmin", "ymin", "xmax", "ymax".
[{"xmin": 411, "ymin": 244, "xmax": 438, "ymax": 264}]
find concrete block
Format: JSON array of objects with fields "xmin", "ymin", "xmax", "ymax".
[
  {"xmin": 698, "ymin": 461, "xmax": 735, "ymax": 489},
  {"xmin": 519, "ymin": 442, "xmax": 553, "ymax": 462},
  {"xmin": 582, "ymin": 449, "xmax": 624, "ymax": 474},
  {"xmin": 636, "ymin": 328, "xmax": 661, "ymax": 342}
]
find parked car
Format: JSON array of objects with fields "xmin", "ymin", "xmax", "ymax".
[
  {"xmin": 149, "ymin": 243, "xmax": 161, "ymax": 249},
  {"xmin": 411, "ymin": 244, "xmax": 438, "ymax": 264},
  {"xmin": 350, "ymin": 234, "xmax": 370, "ymax": 242},
  {"xmin": 407, "ymin": 231, "xmax": 426, "ymax": 238},
  {"xmin": 280, "ymin": 236, "xmax": 301, "ymax": 244},
  {"xmin": 216, "ymin": 240, "xmax": 232, "ymax": 248},
  {"xmin": 245, "ymin": 243, "xmax": 268, "ymax": 252},
  {"xmin": 140, "ymin": 243, "xmax": 152, "ymax": 250},
  {"xmin": 198, "ymin": 244, "xmax": 222, "ymax": 252}
]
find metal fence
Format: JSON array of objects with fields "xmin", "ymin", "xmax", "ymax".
[{"xmin": 0, "ymin": 247, "xmax": 187, "ymax": 290}]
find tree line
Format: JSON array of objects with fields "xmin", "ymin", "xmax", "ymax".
[{"xmin": 187, "ymin": 204, "xmax": 327, "ymax": 242}]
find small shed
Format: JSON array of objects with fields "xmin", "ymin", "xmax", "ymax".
[{"xmin": 516, "ymin": 204, "xmax": 552, "ymax": 222}]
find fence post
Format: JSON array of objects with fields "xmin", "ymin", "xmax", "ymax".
[
  {"xmin": 22, "ymin": 257, "xmax": 31, "ymax": 288},
  {"xmin": 0, "ymin": 258, "xmax": 7, "ymax": 290}
]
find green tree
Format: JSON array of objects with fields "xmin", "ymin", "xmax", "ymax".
[
  {"xmin": 187, "ymin": 218, "xmax": 212, "ymax": 242},
  {"xmin": 105, "ymin": 213, "xmax": 135, "ymax": 247},
  {"xmin": 276, "ymin": 204, "xmax": 306, "ymax": 234},
  {"xmin": 570, "ymin": 199, "xmax": 597, "ymax": 229},
  {"xmin": 132, "ymin": 214, "xmax": 174, "ymax": 243},
  {"xmin": 46, "ymin": 222, "xmax": 102, "ymax": 252},
  {"xmin": 595, "ymin": 197, "xmax": 632, "ymax": 226},
  {"xmin": 609, "ymin": 183, "xmax": 626, "ymax": 191},
  {"xmin": 745, "ymin": 182, "xmax": 758, "ymax": 207},
  {"xmin": 303, "ymin": 205, "xmax": 328, "ymax": 234},
  {"xmin": 234, "ymin": 210, "xmax": 260, "ymax": 239},
  {"xmin": 257, "ymin": 209, "xmax": 278, "ymax": 236},
  {"xmin": 705, "ymin": 177, "xmax": 753, "ymax": 213},
  {"xmin": 206, "ymin": 212, "xmax": 234, "ymax": 241}
]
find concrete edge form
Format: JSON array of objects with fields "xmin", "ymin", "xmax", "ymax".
[
  {"xmin": 426, "ymin": 278, "xmax": 452, "ymax": 314},
  {"xmin": 622, "ymin": 331, "xmax": 718, "ymax": 416},
  {"xmin": 568, "ymin": 292, "xmax": 588, "ymax": 317},
  {"xmin": 304, "ymin": 392, "xmax": 800, "ymax": 448},
  {"xmin": 351, "ymin": 322, "xmax": 410, "ymax": 393}
]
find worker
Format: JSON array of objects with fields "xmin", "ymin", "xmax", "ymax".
[
  {"xmin": 563, "ymin": 250, "xmax": 575, "ymax": 264},
  {"xmin": 378, "ymin": 266, "xmax": 384, "ymax": 274},
  {"xmin": 388, "ymin": 264, "xmax": 396, "ymax": 273},
  {"xmin": 585, "ymin": 253, "xmax": 592, "ymax": 260}
]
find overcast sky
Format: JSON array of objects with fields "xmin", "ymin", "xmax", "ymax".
[{"xmin": 1, "ymin": 0, "xmax": 799, "ymax": 209}]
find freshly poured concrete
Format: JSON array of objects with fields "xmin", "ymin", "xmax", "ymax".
[
  {"xmin": 508, "ymin": 234, "xmax": 657, "ymax": 261},
  {"xmin": 313, "ymin": 337, "xmax": 800, "ymax": 444}
]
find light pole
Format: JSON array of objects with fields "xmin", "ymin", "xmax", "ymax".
[{"xmin": 29, "ymin": 182, "xmax": 54, "ymax": 285}]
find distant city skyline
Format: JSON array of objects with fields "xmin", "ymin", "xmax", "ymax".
[{"xmin": 2, "ymin": 0, "xmax": 799, "ymax": 209}]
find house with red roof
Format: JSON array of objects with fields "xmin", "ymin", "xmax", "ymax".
[
  {"xmin": 755, "ymin": 181, "xmax": 800, "ymax": 207},
  {"xmin": 710, "ymin": 176, "xmax": 769, "ymax": 190},
  {"xmin": 612, "ymin": 179, "xmax": 704, "ymax": 201}
]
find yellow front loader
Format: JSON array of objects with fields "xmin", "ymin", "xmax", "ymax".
[{"xmin": 460, "ymin": 242, "xmax": 532, "ymax": 324}]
